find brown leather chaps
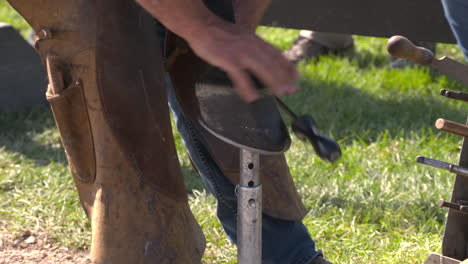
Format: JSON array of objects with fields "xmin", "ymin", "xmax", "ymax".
[{"xmin": 7, "ymin": 0, "xmax": 307, "ymax": 263}]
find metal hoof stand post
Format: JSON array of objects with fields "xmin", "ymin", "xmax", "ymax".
[
  {"xmin": 195, "ymin": 68, "xmax": 287, "ymax": 264},
  {"xmin": 238, "ymin": 150, "xmax": 262, "ymax": 264},
  {"xmin": 195, "ymin": 67, "xmax": 342, "ymax": 263},
  {"xmin": 388, "ymin": 36, "xmax": 468, "ymax": 264}
]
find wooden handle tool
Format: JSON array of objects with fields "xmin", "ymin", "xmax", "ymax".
[
  {"xmin": 435, "ymin": 118, "xmax": 468, "ymax": 137},
  {"xmin": 388, "ymin": 35, "xmax": 468, "ymax": 86},
  {"xmin": 387, "ymin": 35, "xmax": 434, "ymax": 65}
]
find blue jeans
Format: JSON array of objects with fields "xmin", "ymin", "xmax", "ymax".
[
  {"xmin": 166, "ymin": 77, "xmax": 321, "ymax": 264},
  {"xmin": 441, "ymin": 0, "xmax": 468, "ymax": 62}
]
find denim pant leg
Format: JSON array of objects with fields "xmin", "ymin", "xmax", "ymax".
[
  {"xmin": 441, "ymin": 0, "xmax": 468, "ymax": 62},
  {"xmin": 166, "ymin": 76, "xmax": 321, "ymax": 264}
]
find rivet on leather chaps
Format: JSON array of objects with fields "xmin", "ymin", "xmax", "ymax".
[{"xmin": 7, "ymin": 0, "xmax": 205, "ymax": 263}]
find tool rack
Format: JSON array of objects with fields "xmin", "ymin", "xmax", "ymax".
[
  {"xmin": 387, "ymin": 36, "xmax": 468, "ymax": 264},
  {"xmin": 419, "ymin": 90, "xmax": 468, "ymax": 264}
]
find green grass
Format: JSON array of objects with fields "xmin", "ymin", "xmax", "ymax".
[
  {"xmin": 0, "ymin": 1, "xmax": 29, "ymax": 36},
  {"xmin": 2, "ymin": 4, "xmax": 468, "ymax": 264}
]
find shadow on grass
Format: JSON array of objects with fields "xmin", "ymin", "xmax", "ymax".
[
  {"xmin": 282, "ymin": 78, "xmax": 467, "ymax": 145},
  {"xmin": 304, "ymin": 45, "xmax": 389, "ymax": 69},
  {"xmin": 0, "ymin": 105, "xmax": 207, "ymax": 192},
  {"xmin": 0, "ymin": 105, "xmax": 66, "ymax": 165},
  {"xmin": 349, "ymin": 49, "xmax": 389, "ymax": 69}
]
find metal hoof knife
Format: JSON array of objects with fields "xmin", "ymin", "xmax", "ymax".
[{"xmin": 387, "ymin": 35, "xmax": 468, "ymax": 86}]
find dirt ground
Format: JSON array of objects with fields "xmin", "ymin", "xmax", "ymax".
[{"xmin": 0, "ymin": 231, "xmax": 90, "ymax": 264}]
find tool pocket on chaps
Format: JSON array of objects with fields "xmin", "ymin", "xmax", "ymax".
[{"xmin": 45, "ymin": 56, "xmax": 96, "ymax": 183}]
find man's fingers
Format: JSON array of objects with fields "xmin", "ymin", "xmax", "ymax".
[
  {"xmin": 188, "ymin": 30, "xmax": 299, "ymax": 101},
  {"xmin": 263, "ymin": 43, "xmax": 300, "ymax": 89},
  {"xmin": 269, "ymin": 44, "xmax": 299, "ymax": 73},
  {"xmin": 226, "ymin": 69, "xmax": 259, "ymax": 102},
  {"xmin": 241, "ymin": 47, "xmax": 299, "ymax": 96}
]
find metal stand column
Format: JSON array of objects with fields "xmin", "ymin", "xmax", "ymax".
[{"xmin": 238, "ymin": 149, "xmax": 262, "ymax": 264}]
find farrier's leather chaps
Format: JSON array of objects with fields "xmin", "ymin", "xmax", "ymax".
[{"xmin": 7, "ymin": 0, "xmax": 205, "ymax": 263}]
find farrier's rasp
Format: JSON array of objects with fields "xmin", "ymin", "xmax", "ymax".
[{"xmin": 387, "ymin": 35, "xmax": 468, "ymax": 87}]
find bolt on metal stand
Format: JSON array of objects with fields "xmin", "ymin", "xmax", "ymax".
[{"xmin": 238, "ymin": 149, "xmax": 262, "ymax": 264}]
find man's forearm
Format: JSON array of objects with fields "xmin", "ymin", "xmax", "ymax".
[
  {"xmin": 136, "ymin": 0, "xmax": 271, "ymax": 37},
  {"xmin": 136, "ymin": 0, "xmax": 227, "ymax": 40},
  {"xmin": 233, "ymin": 0, "xmax": 272, "ymax": 31},
  {"xmin": 136, "ymin": 0, "xmax": 298, "ymax": 102}
]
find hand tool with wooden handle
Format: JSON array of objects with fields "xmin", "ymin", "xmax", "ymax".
[
  {"xmin": 387, "ymin": 35, "xmax": 468, "ymax": 86},
  {"xmin": 435, "ymin": 118, "xmax": 468, "ymax": 137}
]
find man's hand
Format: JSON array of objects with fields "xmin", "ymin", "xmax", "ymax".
[
  {"xmin": 136, "ymin": 0, "xmax": 299, "ymax": 102},
  {"xmin": 186, "ymin": 22, "xmax": 299, "ymax": 102}
]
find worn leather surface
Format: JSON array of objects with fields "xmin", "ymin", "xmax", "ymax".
[
  {"xmin": 8, "ymin": 0, "xmax": 205, "ymax": 263},
  {"xmin": 47, "ymin": 81, "xmax": 96, "ymax": 183},
  {"xmin": 195, "ymin": 68, "xmax": 292, "ymax": 154},
  {"xmin": 166, "ymin": 34, "xmax": 307, "ymax": 221}
]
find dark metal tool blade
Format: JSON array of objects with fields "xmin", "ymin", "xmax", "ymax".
[
  {"xmin": 440, "ymin": 89, "xmax": 468, "ymax": 102},
  {"xmin": 433, "ymin": 57, "xmax": 468, "ymax": 87},
  {"xmin": 416, "ymin": 156, "xmax": 468, "ymax": 177},
  {"xmin": 423, "ymin": 253, "xmax": 462, "ymax": 264},
  {"xmin": 387, "ymin": 36, "xmax": 468, "ymax": 87}
]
